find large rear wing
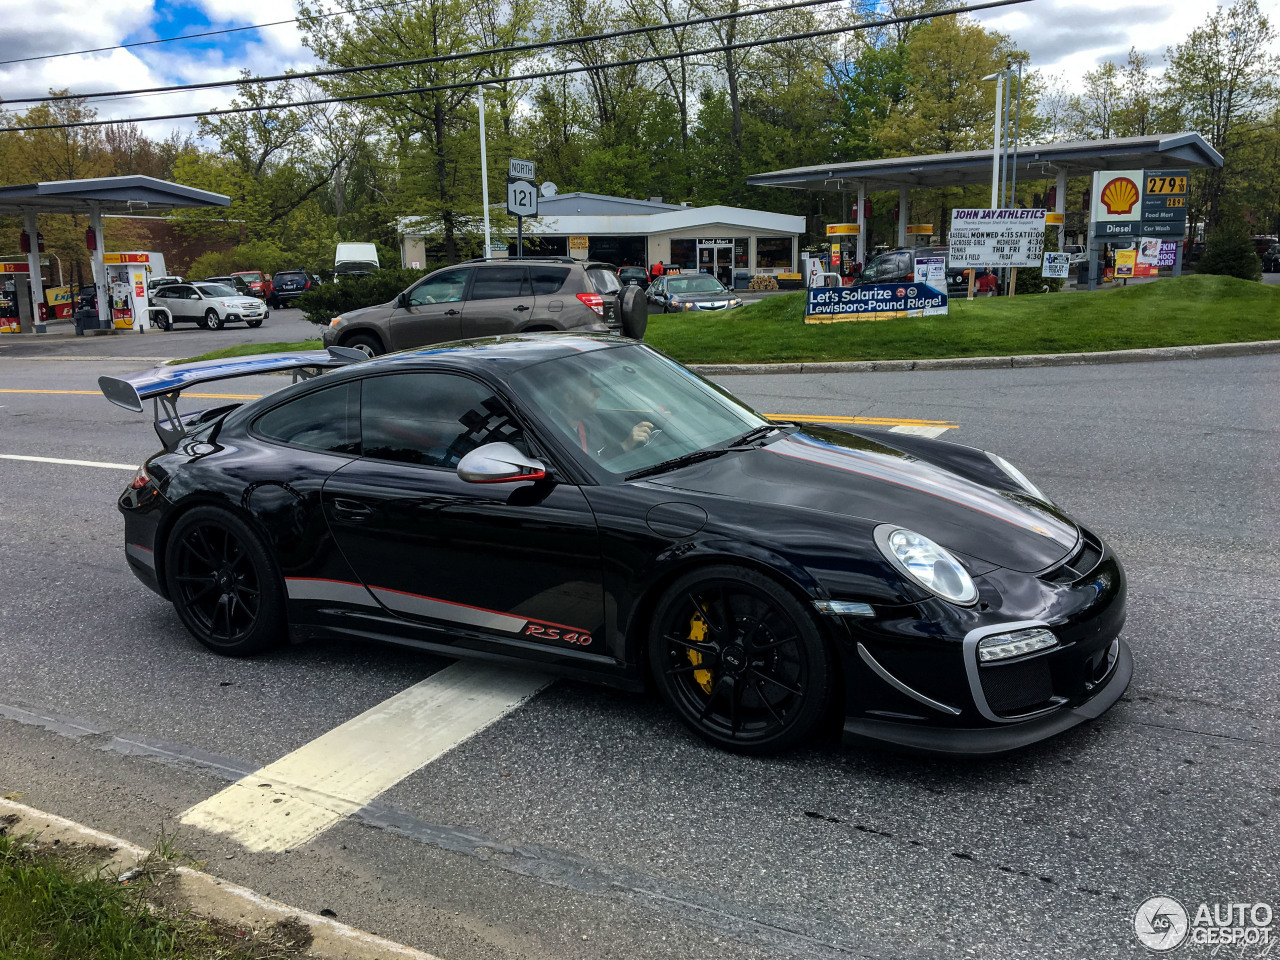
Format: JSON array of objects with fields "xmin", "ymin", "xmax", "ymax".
[{"xmin": 99, "ymin": 346, "xmax": 367, "ymax": 451}]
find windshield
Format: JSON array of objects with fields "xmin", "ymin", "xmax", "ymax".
[
  {"xmin": 508, "ymin": 343, "xmax": 767, "ymax": 479},
  {"xmin": 667, "ymin": 276, "xmax": 726, "ymax": 296},
  {"xmin": 235, "ymin": 272, "xmax": 262, "ymax": 282},
  {"xmin": 196, "ymin": 283, "xmax": 236, "ymax": 298}
]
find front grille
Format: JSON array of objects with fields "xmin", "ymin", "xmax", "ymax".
[
  {"xmin": 1045, "ymin": 530, "xmax": 1104, "ymax": 583},
  {"xmin": 980, "ymin": 657, "xmax": 1054, "ymax": 715}
]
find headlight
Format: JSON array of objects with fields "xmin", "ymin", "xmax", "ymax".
[
  {"xmin": 328, "ymin": 316, "xmax": 344, "ymax": 326},
  {"xmin": 874, "ymin": 525, "xmax": 977, "ymax": 605},
  {"xmin": 986, "ymin": 452, "xmax": 1050, "ymax": 503},
  {"xmin": 729, "ymin": 298, "xmax": 742, "ymax": 306}
]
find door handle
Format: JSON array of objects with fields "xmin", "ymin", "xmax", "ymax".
[
  {"xmin": 445, "ymin": 308, "xmax": 460, "ymax": 316},
  {"xmin": 332, "ymin": 498, "xmax": 373, "ymax": 521},
  {"xmin": 513, "ymin": 304, "xmax": 531, "ymax": 312}
]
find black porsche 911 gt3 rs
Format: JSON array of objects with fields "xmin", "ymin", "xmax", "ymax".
[{"xmin": 100, "ymin": 335, "xmax": 1131, "ymax": 756}]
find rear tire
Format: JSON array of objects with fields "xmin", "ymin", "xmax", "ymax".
[
  {"xmin": 164, "ymin": 506, "xmax": 286, "ymax": 657},
  {"xmin": 620, "ymin": 285, "xmax": 648, "ymax": 339},
  {"xmin": 203, "ymin": 309, "xmax": 223, "ymax": 330},
  {"xmin": 343, "ymin": 333, "xmax": 383, "ymax": 358}
]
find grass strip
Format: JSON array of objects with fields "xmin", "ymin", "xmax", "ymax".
[
  {"xmin": 171, "ymin": 275, "xmax": 1280, "ymax": 367},
  {"xmin": 0, "ymin": 832, "xmax": 307, "ymax": 959}
]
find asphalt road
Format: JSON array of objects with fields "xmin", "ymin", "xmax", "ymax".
[{"xmin": 0, "ymin": 337, "xmax": 1277, "ymax": 959}]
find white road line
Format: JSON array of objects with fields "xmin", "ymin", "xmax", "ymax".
[
  {"xmin": 888, "ymin": 424, "xmax": 951, "ymax": 439},
  {"xmin": 0, "ymin": 453, "xmax": 138, "ymax": 471},
  {"xmin": 180, "ymin": 661, "xmax": 551, "ymax": 853}
]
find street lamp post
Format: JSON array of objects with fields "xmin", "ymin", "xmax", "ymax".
[
  {"xmin": 477, "ymin": 84, "xmax": 492, "ymax": 259},
  {"xmin": 982, "ymin": 71, "xmax": 1004, "ymax": 209}
]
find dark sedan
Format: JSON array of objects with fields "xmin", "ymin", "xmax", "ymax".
[
  {"xmin": 646, "ymin": 274, "xmax": 743, "ymax": 313},
  {"xmin": 99, "ymin": 336, "xmax": 1130, "ymax": 756}
]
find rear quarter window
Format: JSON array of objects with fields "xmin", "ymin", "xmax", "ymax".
[
  {"xmin": 586, "ymin": 267, "xmax": 622, "ymax": 295},
  {"xmin": 253, "ymin": 382, "xmax": 360, "ymax": 455},
  {"xmin": 529, "ymin": 267, "xmax": 571, "ymax": 294}
]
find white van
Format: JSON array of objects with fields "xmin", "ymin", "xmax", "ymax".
[{"xmin": 334, "ymin": 243, "xmax": 379, "ymax": 277}]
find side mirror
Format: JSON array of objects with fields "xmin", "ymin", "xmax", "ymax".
[
  {"xmin": 457, "ymin": 442, "xmax": 547, "ymax": 484},
  {"xmin": 396, "ymin": 292, "xmax": 408, "ymax": 308}
]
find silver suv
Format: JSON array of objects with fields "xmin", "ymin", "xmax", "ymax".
[{"xmin": 322, "ymin": 258, "xmax": 644, "ymax": 356}]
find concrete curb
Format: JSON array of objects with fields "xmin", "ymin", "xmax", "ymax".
[
  {"xmin": 0, "ymin": 797, "xmax": 440, "ymax": 960},
  {"xmin": 689, "ymin": 339, "xmax": 1280, "ymax": 376}
]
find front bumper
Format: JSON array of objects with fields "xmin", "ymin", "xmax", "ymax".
[{"xmin": 843, "ymin": 638, "xmax": 1132, "ymax": 755}]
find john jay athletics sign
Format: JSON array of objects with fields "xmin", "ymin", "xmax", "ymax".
[
  {"xmin": 805, "ymin": 283, "xmax": 948, "ymax": 323},
  {"xmin": 947, "ymin": 209, "xmax": 1047, "ymax": 269}
]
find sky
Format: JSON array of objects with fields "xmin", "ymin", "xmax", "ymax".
[{"xmin": 0, "ymin": 0, "xmax": 1278, "ymax": 143}]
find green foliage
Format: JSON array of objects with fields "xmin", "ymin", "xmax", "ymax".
[
  {"xmin": 296, "ymin": 267, "xmax": 442, "ymax": 324},
  {"xmin": 185, "ymin": 241, "xmax": 318, "ymax": 282},
  {"xmin": 1196, "ymin": 212, "xmax": 1263, "ymax": 281}
]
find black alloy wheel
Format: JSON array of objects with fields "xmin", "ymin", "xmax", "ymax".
[
  {"xmin": 649, "ymin": 565, "xmax": 833, "ymax": 754},
  {"xmin": 165, "ymin": 506, "xmax": 285, "ymax": 656}
]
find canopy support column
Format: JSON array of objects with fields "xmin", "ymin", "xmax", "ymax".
[
  {"xmin": 1055, "ymin": 168, "xmax": 1067, "ymax": 251},
  {"xmin": 22, "ymin": 210, "xmax": 45, "ymax": 332},
  {"xmin": 90, "ymin": 202, "xmax": 110, "ymax": 331},
  {"xmin": 898, "ymin": 186, "xmax": 908, "ymax": 247},
  {"xmin": 856, "ymin": 183, "xmax": 866, "ymax": 267}
]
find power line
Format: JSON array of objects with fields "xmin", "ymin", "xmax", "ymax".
[
  {"xmin": 0, "ymin": 0, "xmax": 1032, "ymax": 134},
  {"xmin": 0, "ymin": 0, "xmax": 420, "ymax": 67},
  {"xmin": 10, "ymin": 0, "xmax": 856, "ymax": 107}
]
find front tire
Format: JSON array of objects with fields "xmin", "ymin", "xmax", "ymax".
[
  {"xmin": 246, "ymin": 318, "xmax": 263, "ymax": 328},
  {"xmin": 648, "ymin": 565, "xmax": 833, "ymax": 754},
  {"xmin": 164, "ymin": 506, "xmax": 286, "ymax": 656},
  {"xmin": 203, "ymin": 309, "xmax": 223, "ymax": 330}
]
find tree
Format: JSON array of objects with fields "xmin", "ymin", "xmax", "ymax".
[
  {"xmin": 1196, "ymin": 208, "xmax": 1262, "ymax": 280},
  {"xmin": 1163, "ymin": 0, "xmax": 1278, "ymax": 229}
]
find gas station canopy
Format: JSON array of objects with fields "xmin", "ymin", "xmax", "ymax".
[
  {"xmin": 0, "ymin": 175, "xmax": 229, "ymax": 334},
  {"xmin": 746, "ymin": 133, "xmax": 1223, "ymax": 193},
  {"xmin": 0, "ymin": 175, "xmax": 229, "ymax": 215}
]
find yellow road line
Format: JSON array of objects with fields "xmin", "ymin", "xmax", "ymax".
[
  {"xmin": 768, "ymin": 413, "xmax": 957, "ymax": 429},
  {"xmin": 180, "ymin": 662, "xmax": 550, "ymax": 853},
  {"xmin": 0, "ymin": 389, "xmax": 957, "ymax": 430}
]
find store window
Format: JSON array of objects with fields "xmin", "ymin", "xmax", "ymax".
[
  {"xmin": 670, "ymin": 239, "xmax": 696, "ymax": 271},
  {"xmin": 756, "ymin": 237, "xmax": 792, "ymax": 270}
]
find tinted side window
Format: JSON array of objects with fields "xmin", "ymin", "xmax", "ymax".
[
  {"xmin": 529, "ymin": 266, "xmax": 570, "ymax": 294},
  {"xmin": 469, "ymin": 266, "xmax": 531, "ymax": 301},
  {"xmin": 408, "ymin": 268, "xmax": 470, "ymax": 306},
  {"xmin": 361, "ymin": 373, "xmax": 524, "ymax": 468},
  {"xmin": 254, "ymin": 382, "xmax": 360, "ymax": 454}
]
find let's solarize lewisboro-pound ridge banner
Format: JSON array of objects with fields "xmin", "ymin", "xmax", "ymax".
[
  {"xmin": 804, "ymin": 282, "xmax": 949, "ymax": 323},
  {"xmin": 947, "ymin": 209, "xmax": 1048, "ymax": 269}
]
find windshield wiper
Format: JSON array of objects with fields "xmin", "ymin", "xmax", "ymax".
[
  {"xmin": 625, "ymin": 448, "xmax": 736, "ymax": 482},
  {"xmin": 726, "ymin": 424, "xmax": 782, "ymax": 448}
]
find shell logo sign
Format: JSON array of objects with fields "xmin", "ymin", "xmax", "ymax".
[{"xmin": 1100, "ymin": 177, "xmax": 1140, "ymax": 215}]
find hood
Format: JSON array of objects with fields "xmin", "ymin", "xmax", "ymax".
[
  {"xmin": 340, "ymin": 298, "xmax": 397, "ymax": 323},
  {"xmin": 672, "ymin": 292, "xmax": 734, "ymax": 303},
  {"xmin": 649, "ymin": 429, "xmax": 1078, "ymax": 573}
]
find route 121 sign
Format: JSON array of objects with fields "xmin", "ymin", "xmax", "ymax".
[{"xmin": 507, "ymin": 179, "xmax": 537, "ymax": 218}]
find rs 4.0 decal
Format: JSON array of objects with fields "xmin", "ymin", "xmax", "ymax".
[{"xmin": 523, "ymin": 623, "xmax": 592, "ymax": 646}]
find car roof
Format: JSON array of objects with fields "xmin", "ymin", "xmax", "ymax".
[{"xmin": 326, "ymin": 333, "xmax": 634, "ymax": 382}]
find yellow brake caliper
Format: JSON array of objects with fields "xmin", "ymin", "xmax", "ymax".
[{"xmin": 687, "ymin": 613, "xmax": 714, "ymax": 694}]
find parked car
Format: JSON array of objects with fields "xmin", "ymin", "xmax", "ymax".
[
  {"xmin": 858, "ymin": 246, "xmax": 969, "ymax": 294},
  {"xmin": 322, "ymin": 257, "xmax": 644, "ymax": 357},
  {"xmin": 231, "ymin": 271, "xmax": 277, "ymax": 308},
  {"xmin": 147, "ymin": 276, "xmax": 184, "ymax": 293},
  {"xmin": 272, "ymin": 269, "xmax": 314, "ymax": 306},
  {"xmin": 149, "ymin": 281, "xmax": 268, "ymax": 330},
  {"xmin": 618, "ymin": 266, "xmax": 650, "ymax": 290},
  {"xmin": 203, "ymin": 275, "xmax": 253, "ymax": 296},
  {"xmin": 1063, "ymin": 244, "xmax": 1088, "ymax": 265},
  {"xmin": 646, "ymin": 274, "xmax": 743, "ymax": 313},
  {"xmin": 1262, "ymin": 243, "xmax": 1280, "ymax": 273}
]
